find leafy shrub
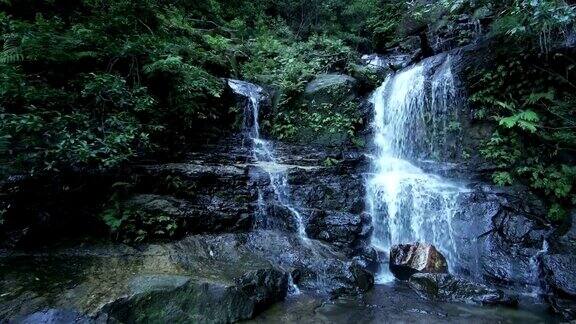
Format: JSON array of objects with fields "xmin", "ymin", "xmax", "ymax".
[
  {"xmin": 468, "ymin": 52, "xmax": 576, "ymax": 221},
  {"xmin": 490, "ymin": 0, "xmax": 576, "ymax": 53},
  {"xmin": 100, "ymin": 205, "xmax": 180, "ymax": 244},
  {"xmin": 0, "ymin": 1, "xmax": 235, "ymax": 175},
  {"xmin": 241, "ymin": 33, "xmax": 353, "ymax": 106}
]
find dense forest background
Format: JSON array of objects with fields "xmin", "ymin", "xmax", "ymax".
[{"xmin": 0, "ymin": 0, "xmax": 575, "ymax": 239}]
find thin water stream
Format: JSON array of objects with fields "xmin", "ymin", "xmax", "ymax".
[{"xmin": 227, "ymin": 79, "xmax": 308, "ymax": 240}]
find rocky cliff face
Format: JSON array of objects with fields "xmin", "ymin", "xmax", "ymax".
[
  {"xmin": 1, "ymin": 39, "xmax": 575, "ymax": 322},
  {"xmin": 362, "ymin": 41, "xmax": 576, "ymax": 320},
  {"xmin": 0, "ymin": 132, "xmax": 377, "ymax": 322}
]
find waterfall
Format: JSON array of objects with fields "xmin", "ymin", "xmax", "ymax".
[
  {"xmin": 366, "ymin": 56, "xmax": 469, "ymax": 282},
  {"xmin": 227, "ymin": 80, "xmax": 307, "ymax": 240},
  {"xmin": 528, "ymin": 239, "xmax": 549, "ymax": 298}
]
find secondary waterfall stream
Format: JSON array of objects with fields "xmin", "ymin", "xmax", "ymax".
[
  {"xmin": 227, "ymin": 79, "xmax": 307, "ymax": 240},
  {"xmin": 366, "ymin": 55, "xmax": 469, "ymax": 282}
]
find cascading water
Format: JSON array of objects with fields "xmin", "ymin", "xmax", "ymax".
[
  {"xmin": 227, "ymin": 79, "xmax": 307, "ymax": 240},
  {"xmin": 528, "ymin": 239, "xmax": 549, "ymax": 298},
  {"xmin": 366, "ymin": 56, "xmax": 469, "ymax": 282},
  {"xmin": 228, "ymin": 79, "xmax": 306, "ymax": 295}
]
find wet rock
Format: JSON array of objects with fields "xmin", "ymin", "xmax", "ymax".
[
  {"xmin": 15, "ymin": 309, "xmax": 96, "ymax": 324},
  {"xmin": 479, "ymin": 233, "xmax": 537, "ymax": 286},
  {"xmin": 259, "ymin": 203, "xmax": 302, "ymax": 233},
  {"xmin": 237, "ymin": 269, "xmax": 289, "ymax": 314},
  {"xmin": 552, "ymin": 210, "xmax": 576, "ymax": 254},
  {"xmin": 304, "ymin": 74, "xmax": 358, "ymax": 106},
  {"xmin": 361, "ymin": 53, "xmax": 412, "ymax": 72},
  {"xmin": 306, "ymin": 210, "xmax": 372, "ymax": 251},
  {"xmin": 137, "ymin": 162, "xmax": 252, "ymax": 200},
  {"xmin": 389, "ymin": 243, "xmax": 448, "ymax": 280},
  {"xmin": 497, "ymin": 212, "xmax": 547, "ymax": 246},
  {"xmin": 324, "ymin": 261, "xmax": 375, "ymax": 298},
  {"xmin": 542, "ymin": 254, "xmax": 576, "ymax": 298},
  {"xmin": 288, "ymin": 167, "xmax": 365, "ymax": 214},
  {"xmin": 241, "ymin": 230, "xmax": 375, "ymax": 296},
  {"xmin": 226, "ymin": 79, "xmax": 273, "ymax": 134},
  {"xmin": 541, "ymin": 253, "xmax": 576, "ymax": 320},
  {"xmin": 450, "ymin": 184, "xmax": 550, "ymax": 285},
  {"xmin": 355, "ymin": 245, "xmax": 380, "ymax": 273},
  {"xmin": 125, "ymin": 194, "xmax": 253, "ymax": 234},
  {"xmin": 408, "ymin": 273, "xmax": 518, "ymax": 307},
  {"xmin": 348, "ymin": 260, "xmax": 375, "ymax": 293},
  {"xmin": 0, "ymin": 235, "xmax": 289, "ymax": 323},
  {"xmin": 105, "ymin": 270, "xmax": 288, "ymax": 323}
]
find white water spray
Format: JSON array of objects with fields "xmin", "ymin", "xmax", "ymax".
[{"xmin": 366, "ymin": 56, "xmax": 468, "ymax": 282}]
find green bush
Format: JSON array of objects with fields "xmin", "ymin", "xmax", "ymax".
[
  {"xmin": 0, "ymin": 1, "xmax": 234, "ymax": 174},
  {"xmin": 241, "ymin": 33, "xmax": 354, "ymax": 105},
  {"xmin": 468, "ymin": 52, "xmax": 576, "ymax": 221},
  {"xmin": 100, "ymin": 205, "xmax": 180, "ymax": 244}
]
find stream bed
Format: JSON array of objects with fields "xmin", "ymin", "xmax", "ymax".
[{"xmin": 251, "ymin": 283, "xmax": 557, "ymax": 323}]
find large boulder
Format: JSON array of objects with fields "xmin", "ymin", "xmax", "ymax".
[
  {"xmin": 540, "ymin": 253, "xmax": 576, "ymax": 320},
  {"xmin": 447, "ymin": 184, "xmax": 550, "ymax": 287},
  {"xmin": 304, "ymin": 74, "xmax": 358, "ymax": 108},
  {"xmin": 104, "ymin": 270, "xmax": 287, "ymax": 323},
  {"xmin": 408, "ymin": 273, "xmax": 518, "ymax": 307},
  {"xmin": 297, "ymin": 74, "xmax": 361, "ymax": 146},
  {"xmin": 542, "ymin": 254, "xmax": 576, "ymax": 298},
  {"xmin": 360, "ymin": 53, "xmax": 412, "ymax": 72},
  {"xmin": 389, "ymin": 243, "xmax": 448, "ymax": 280},
  {"xmin": 0, "ymin": 235, "xmax": 289, "ymax": 323}
]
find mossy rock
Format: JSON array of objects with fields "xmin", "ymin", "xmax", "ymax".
[
  {"xmin": 282, "ymin": 74, "xmax": 362, "ymax": 147},
  {"xmin": 304, "ymin": 74, "xmax": 358, "ymax": 111},
  {"xmin": 0, "ymin": 237, "xmax": 288, "ymax": 323}
]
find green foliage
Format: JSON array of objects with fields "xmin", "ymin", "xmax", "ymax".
[
  {"xmin": 270, "ymin": 90, "xmax": 362, "ymax": 146},
  {"xmin": 272, "ymin": 109, "xmax": 359, "ymax": 142},
  {"xmin": 518, "ymin": 164, "xmax": 576, "ymax": 199},
  {"xmin": 499, "ymin": 110, "xmax": 540, "ymax": 133},
  {"xmin": 81, "ymin": 73, "xmax": 155, "ymax": 113},
  {"xmin": 323, "ymin": 157, "xmax": 340, "ymax": 167},
  {"xmin": 1, "ymin": 0, "xmax": 394, "ymax": 175},
  {"xmin": 492, "ymin": 171, "xmax": 514, "ymax": 186},
  {"xmin": 0, "ymin": 1, "xmax": 236, "ymax": 174},
  {"xmin": 469, "ymin": 51, "xmax": 576, "ymax": 221},
  {"xmin": 548, "ymin": 202, "xmax": 569, "ymax": 222},
  {"xmin": 242, "ymin": 34, "xmax": 353, "ymax": 104},
  {"xmin": 238, "ymin": 30, "xmax": 365, "ymax": 144},
  {"xmin": 490, "ymin": 0, "xmax": 575, "ymax": 53},
  {"xmin": 0, "ymin": 31, "xmax": 23, "ymax": 64},
  {"xmin": 1, "ymin": 0, "xmax": 574, "ymax": 228},
  {"xmin": 1, "ymin": 110, "xmax": 149, "ymax": 173},
  {"xmin": 100, "ymin": 204, "xmax": 180, "ymax": 244}
]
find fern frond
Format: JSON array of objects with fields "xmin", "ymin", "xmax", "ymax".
[
  {"xmin": 0, "ymin": 34, "xmax": 24, "ymax": 64},
  {"xmin": 499, "ymin": 110, "xmax": 540, "ymax": 133}
]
